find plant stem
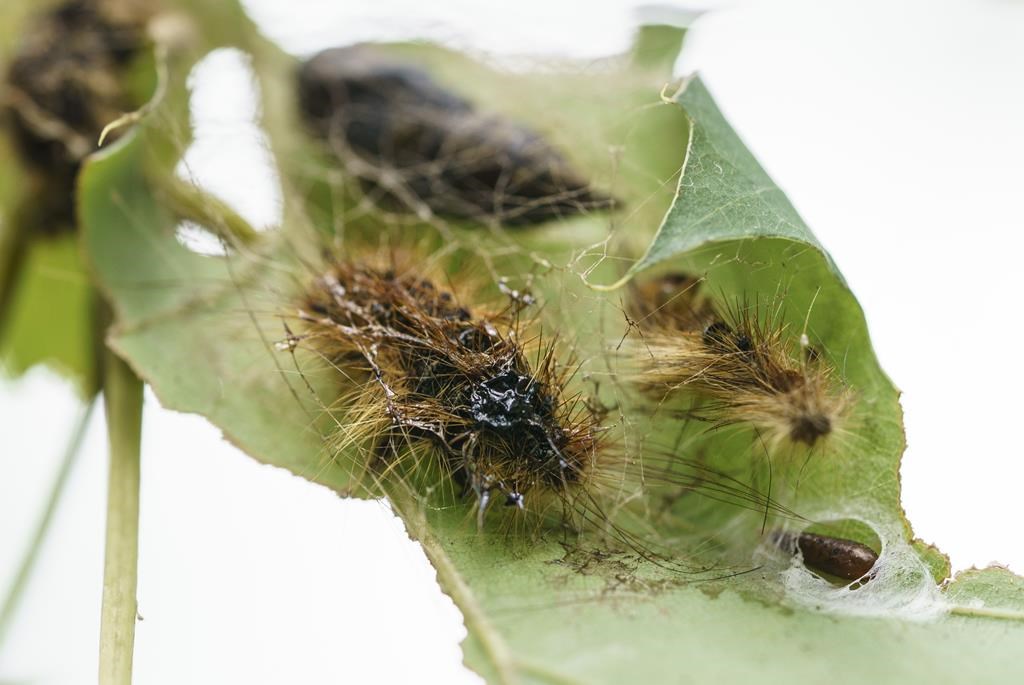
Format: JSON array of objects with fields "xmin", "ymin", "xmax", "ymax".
[
  {"xmin": 0, "ymin": 201, "xmax": 31, "ymax": 341},
  {"xmin": 0, "ymin": 395, "xmax": 97, "ymax": 647},
  {"xmin": 949, "ymin": 604, "xmax": 1024, "ymax": 622},
  {"xmin": 161, "ymin": 176, "xmax": 261, "ymax": 246},
  {"xmin": 98, "ymin": 348, "xmax": 144, "ymax": 685}
]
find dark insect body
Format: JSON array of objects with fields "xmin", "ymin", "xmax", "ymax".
[
  {"xmin": 772, "ymin": 530, "xmax": 879, "ymax": 581},
  {"xmin": 290, "ymin": 257, "xmax": 601, "ymax": 518},
  {"xmin": 296, "ymin": 45, "xmax": 616, "ymax": 226},
  {"xmin": 2, "ymin": 0, "xmax": 153, "ymax": 234},
  {"xmin": 626, "ymin": 273, "xmax": 852, "ymax": 451}
]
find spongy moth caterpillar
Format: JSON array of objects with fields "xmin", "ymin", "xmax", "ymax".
[
  {"xmin": 624, "ymin": 272, "xmax": 854, "ymax": 452},
  {"xmin": 296, "ymin": 45, "xmax": 617, "ymax": 227},
  {"xmin": 284, "ymin": 252, "xmax": 604, "ymax": 526},
  {"xmin": 2, "ymin": 0, "xmax": 155, "ymax": 235}
]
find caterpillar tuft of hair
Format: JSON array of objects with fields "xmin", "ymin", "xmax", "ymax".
[
  {"xmin": 283, "ymin": 253, "xmax": 606, "ymax": 526},
  {"xmin": 624, "ymin": 272, "xmax": 854, "ymax": 452}
]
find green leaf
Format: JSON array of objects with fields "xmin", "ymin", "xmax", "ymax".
[
  {"xmin": 0, "ymin": 233, "xmax": 97, "ymax": 393},
  {"xmin": 77, "ymin": 79, "xmax": 351, "ymax": 496},
  {"xmin": 625, "ymin": 76, "xmax": 829, "ymax": 279},
  {"xmin": 76, "ymin": 9, "xmax": 1024, "ymax": 685}
]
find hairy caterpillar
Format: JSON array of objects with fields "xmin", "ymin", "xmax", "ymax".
[
  {"xmin": 1, "ymin": 0, "xmax": 155, "ymax": 234},
  {"xmin": 624, "ymin": 272, "xmax": 854, "ymax": 452},
  {"xmin": 284, "ymin": 253, "xmax": 600, "ymax": 524},
  {"xmin": 296, "ymin": 45, "xmax": 617, "ymax": 227}
]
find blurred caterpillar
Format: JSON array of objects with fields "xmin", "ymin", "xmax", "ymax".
[
  {"xmin": 279, "ymin": 252, "xmax": 797, "ymax": 547},
  {"xmin": 625, "ymin": 272, "xmax": 853, "ymax": 452},
  {"xmin": 1, "ymin": 0, "xmax": 156, "ymax": 235},
  {"xmin": 296, "ymin": 45, "xmax": 617, "ymax": 227}
]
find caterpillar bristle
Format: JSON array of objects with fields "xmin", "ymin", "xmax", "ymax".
[
  {"xmin": 626, "ymin": 272, "xmax": 714, "ymax": 331},
  {"xmin": 286, "ymin": 252, "xmax": 606, "ymax": 524},
  {"xmin": 626, "ymin": 273, "xmax": 853, "ymax": 452}
]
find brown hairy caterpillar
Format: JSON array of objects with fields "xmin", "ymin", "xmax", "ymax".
[
  {"xmin": 296, "ymin": 45, "xmax": 617, "ymax": 227},
  {"xmin": 624, "ymin": 272, "xmax": 853, "ymax": 452},
  {"xmin": 283, "ymin": 252, "xmax": 604, "ymax": 525},
  {"xmin": 1, "ymin": 0, "xmax": 156, "ymax": 235}
]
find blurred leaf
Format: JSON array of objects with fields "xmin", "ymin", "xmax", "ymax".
[{"xmin": 0, "ymin": 235, "xmax": 96, "ymax": 391}]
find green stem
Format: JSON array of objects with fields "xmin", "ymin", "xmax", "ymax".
[
  {"xmin": 161, "ymin": 176, "xmax": 261, "ymax": 246},
  {"xmin": 98, "ymin": 348, "xmax": 143, "ymax": 685},
  {"xmin": 0, "ymin": 395, "xmax": 97, "ymax": 646},
  {"xmin": 0, "ymin": 203, "xmax": 32, "ymax": 341},
  {"xmin": 949, "ymin": 604, "xmax": 1024, "ymax": 622}
]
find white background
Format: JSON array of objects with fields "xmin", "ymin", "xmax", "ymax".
[{"xmin": 2, "ymin": 0, "xmax": 1023, "ymax": 683}]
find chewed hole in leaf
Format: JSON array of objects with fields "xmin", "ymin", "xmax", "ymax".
[
  {"xmin": 176, "ymin": 47, "xmax": 282, "ymax": 232},
  {"xmin": 760, "ymin": 515, "xmax": 948, "ymax": 621},
  {"xmin": 173, "ymin": 220, "xmax": 228, "ymax": 257}
]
